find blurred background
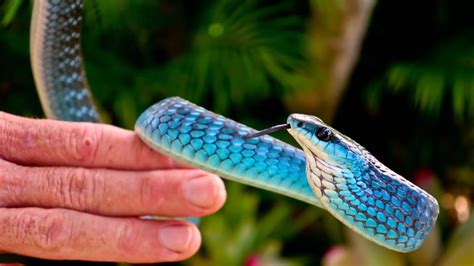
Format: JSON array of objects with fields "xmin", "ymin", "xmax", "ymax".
[{"xmin": 1, "ymin": 0, "xmax": 473, "ymax": 265}]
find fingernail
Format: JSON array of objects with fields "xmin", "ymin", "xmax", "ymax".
[
  {"xmin": 184, "ymin": 175, "xmax": 221, "ymax": 208},
  {"xmin": 159, "ymin": 224, "xmax": 192, "ymax": 252}
]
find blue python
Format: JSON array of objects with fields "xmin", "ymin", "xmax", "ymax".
[{"xmin": 30, "ymin": 0, "xmax": 439, "ymax": 253}]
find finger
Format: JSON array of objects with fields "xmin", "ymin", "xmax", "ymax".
[
  {"xmin": 0, "ymin": 162, "xmax": 226, "ymax": 217},
  {"xmin": 0, "ymin": 112, "xmax": 187, "ymax": 170},
  {"xmin": 0, "ymin": 208, "xmax": 201, "ymax": 263}
]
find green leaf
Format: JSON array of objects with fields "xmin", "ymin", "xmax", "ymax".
[
  {"xmin": 154, "ymin": 0, "xmax": 309, "ymax": 114},
  {"xmin": 1, "ymin": 0, "xmax": 23, "ymax": 27},
  {"xmin": 369, "ymin": 35, "xmax": 474, "ymax": 120}
]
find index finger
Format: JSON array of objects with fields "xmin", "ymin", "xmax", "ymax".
[{"xmin": 0, "ymin": 112, "xmax": 186, "ymax": 170}]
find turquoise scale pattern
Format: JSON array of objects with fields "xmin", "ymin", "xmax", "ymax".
[
  {"xmin": 31, "ymin": 0, "xmax": 99, "ymax": 122},
  {"xmin": 135, "ymin": 97, "xmax": 320, "ymax": 207},
  {"xmin": 135, "ymin": 97, "xmax": 439, "ymax": 253},
  {"xmin": 307, "ymin": 155, "xmax": 437, "ymax": 252},
  {"xmin": 33, "ymin": 0, "xmax": 440, "ymax": 255},
  {"xmin": 287, "ymin": 116, "xmax": 439, "ymax": 252}
]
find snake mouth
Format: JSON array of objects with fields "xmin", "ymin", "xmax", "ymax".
[{"xmin": 287, "ymin": 128, "xmax": 331, "ymax": 162}]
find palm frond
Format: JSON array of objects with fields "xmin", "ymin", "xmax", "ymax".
[
  {"xmin": 153, "ymin": 0, "xmax": 310, "ymax": 114},
  {"xmin": 368, "ymin": 35, "xmax": 474, "ymax": 120}
]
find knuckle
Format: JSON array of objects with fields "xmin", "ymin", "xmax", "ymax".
[
  {"xmin": 117, "ymin": 221, "xmax": 142, "ymax": 254},
  {"xmin": 40, "ymin": 167, "xmax": 102, "ymax": 211},
  {"xmin": 86, "ymin": 170, "xmax": 106, "ymax": 211},
  {"xmin": 38, "ymin": 168, "xmax": 63, "ymax": 206},
  {"xmin": 0, "ymin": 113, "xmax": 22, "ymax": 160},
  {"xmin": 40, "ymin": 168, "xmax": 68, "ymax": 206},
  {"xmin": 34, "ymin": 211, "xmax": 73, "ymax": 252},
  {"xmin": 67, "ymin": 124, "xmax": 102, "ymax": 164},
  {"xmin": 0, "ymin": 161, "xmax": 23, "ymax": 205},
  {"xmin": 63, "ymin": 168, "xmax": 87, "ymax": 210},
  {"xmin": 12, "ymin": 210, "xmax": 73, "ymax": 252},
  {"xmin": 139, "ymin": 174, "xmax": 165, "ymax": 211},
  {"xmin": 59, "ymin": 168, "xmax": 103, "ymax": 212}
]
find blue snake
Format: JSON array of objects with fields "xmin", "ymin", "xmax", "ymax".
[{"xmin": 30, "ymin": 0, "xmax": 439, "ymax": 253}]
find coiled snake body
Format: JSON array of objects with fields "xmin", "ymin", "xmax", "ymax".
[{"xmin": 30, "ymin": 0, "xmax": 439, "ymax": 253}]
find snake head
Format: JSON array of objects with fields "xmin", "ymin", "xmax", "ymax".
[
  {"xmin": 287, "ymin": 114, "xmax": 439, "ymax": 253},
  {"xmin": 287, "ymin": 114, "xmax": 365, "ymax": 168}
]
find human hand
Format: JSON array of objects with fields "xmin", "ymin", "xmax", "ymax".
[{"xmin": 0, "ymin": 112, "xmax": 226, "ymax": 263}]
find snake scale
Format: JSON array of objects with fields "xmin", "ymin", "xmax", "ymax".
[{"xmin": 29, "ymin": 0, "xmax": 439, "ymax": 253}]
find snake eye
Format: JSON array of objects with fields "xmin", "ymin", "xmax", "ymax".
[
  {"xmin": 316, "ymin": 127, "xmax": 333, "ymax": 142},
  {"xmin": 297, "ymin": 121, "xmax": 304, "ymax": 128}
]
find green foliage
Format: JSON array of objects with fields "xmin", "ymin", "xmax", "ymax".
[
  {"xmin": 189, "ymin": 183, "xmax": 321, "ymax": 265},
  {"xmin": 150, "ymin": 0, "xmax": 310, "ymax": 113},
  {"xmin": 1, "ymin": 0, "xmax": 22, "ymax": 26},
  {"xmin": 82, "ymin": 0, "xmax": 309, "ymax": 115},
  {"xmin": 367, "ymin": 35, "xmax": 474, "ymax": 121},
  {"xmin": 82, "ymin": 0, "xmax": 309, "ymax": 127},
  {"xmin": 1, "ymin": 0, "xmax": 309, "ymax": 127},
  {"xmin": 1, "ymin": 0, "xmax": 474, "ymax": 265}
]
